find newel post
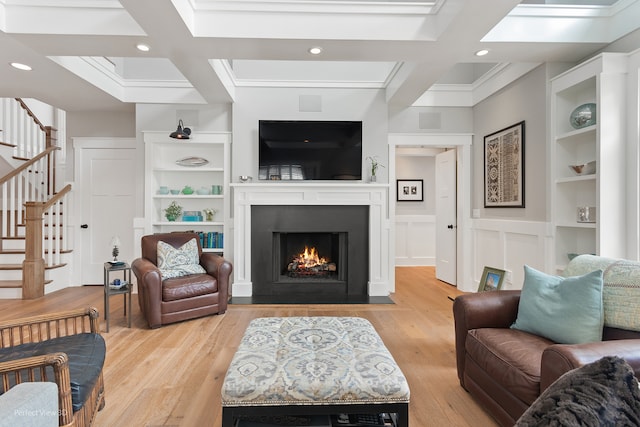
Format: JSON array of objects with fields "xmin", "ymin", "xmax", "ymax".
[{"xmin": 22, "ymin": 201, "xmax": 45, "ymax": 299}]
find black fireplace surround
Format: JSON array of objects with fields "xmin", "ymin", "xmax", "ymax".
[{"xmin": 251, "ymin": 205, "xmax": 369, "ymax": 303}]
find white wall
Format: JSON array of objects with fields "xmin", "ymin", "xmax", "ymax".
[
  {"xmin": 472, "ymin": 64, "xmax": 549, "ymax": 222},
  {"xmin": 394, "ymin": 154, "xmax": 438, "ymax": 266},
  {"xmin": 232, "ymin": 87, "xmax": 389, "ymax": 184},
  {"xmin": 465, "ymin": 65, "xmax": 552, "ymax": 289},
  {"xmin": 626, "ymin": 48, "xmax": 640, "ymax": 260}
]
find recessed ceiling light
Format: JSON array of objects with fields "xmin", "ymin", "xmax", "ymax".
[
  {"xmin": 136, "ymin": 43, "xmax": 150, "ymax": 52},
  {"xmin": 308, "ymin": 47, "xmax": 323, "ymax": 55},
  {"xmin": 10, "ymin": 62, "xmax": 32, "ymax": 71},
  {"xmin": 475, "ymin": 49, "xmax": 490, "ymax": 57}
]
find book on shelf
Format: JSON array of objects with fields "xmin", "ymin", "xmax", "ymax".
[{"xmin": 197, "ymin": 231, "xmax": 224, "ymax": 249}]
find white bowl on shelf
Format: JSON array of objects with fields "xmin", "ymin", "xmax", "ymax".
[{"xmin": 569, "ymin": 160, "xmax": 596, "ymax": 175}]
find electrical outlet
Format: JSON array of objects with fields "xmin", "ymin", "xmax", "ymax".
[{"xmin": 504, "ymin": 270, "xmax": 513, "ymax": 284}]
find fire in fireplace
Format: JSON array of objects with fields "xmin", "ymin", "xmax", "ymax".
[
  {"xmin": 287, "ymin": 245, "xmax": 337, "ymax": 278},
  {"xmin": 251, "ymin": 205, "xmax": 369, "ymax": 301}
]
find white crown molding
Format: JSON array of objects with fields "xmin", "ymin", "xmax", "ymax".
[
  {"xmin": 412, "ymin": 62, "xmax": 541, "ymax": 107},
  {"xmin": 48, "ymin": 56, "xmax": 206, "ymax": 104}
]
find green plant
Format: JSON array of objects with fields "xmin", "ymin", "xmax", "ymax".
[
  {"xmin": 164, "ymin": 201, "xmax": 182, "ymax": 220},
  {"xmin": 366, "ymin": 155, "xmax": 385, "ymax": 176}
]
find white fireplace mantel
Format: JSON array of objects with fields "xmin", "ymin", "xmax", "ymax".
[{"xmin": 231, "ymin": 182, "xmax": 392, "ymax": 297}]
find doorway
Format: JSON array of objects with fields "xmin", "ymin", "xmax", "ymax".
[
  {"xmin": 389, "ymin": 133, "xmax": 472, "ymax": 290},
  {"xmin": 73, "ymin": 138, "xmax": 137, "ymax": 285}
]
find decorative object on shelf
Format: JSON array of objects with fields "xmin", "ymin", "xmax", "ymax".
[
  {"xmin": 182, "ymin": 210, "xmax": 203, "ymax": 221},
  {"xmin": 569, "ymin": 103, "xmax": 596, "ymax": 129},
  {"xmin": 169, "ymin": 119, "xmax": 191, "ymax": 139},
  {"xmin": 164, "ymin": 201, "xmax": 182, "ymax": 221},
  {"xmin": 484, "ymin": 121, "xmax": 525, "ymax": 208},
  {"xmin": 181, "ymin": 185, "xmax": 194, "ymax": 195},
  {"xmin": 478, "ymin": 266, "xmax": 506, "ymax": 292},
  {"xmin": 175, "ymin": 156, "xmax": 209, "ymax": 167},
  {"xmin": 110, "ymin": 236, "xmax": 121, "ymax": 262},
  {"xmin": 196, "ymin": 186, "xmax": 211, "ymax": 195},
  {"xmin": 212, "ymin": 185, "xmax": 222, "ymax": 195},
  {"xmin": 158, "ymin": 186, "xmax": 169, "ymax": 195},
  {"xmin": 170, "ymin": 189, "xmax": 180, "ymax": 195},
  {"xmin": 109, "ymin": 278, "xmax": 128, "ymax": 290},
  {"xmin": 577, "ymin": 206, "xmax": 596, "ymax": 223},
  {"xmin": 366, "ymin": 155, "xmax": 384, "ymax": 183},
  {"xmin": 569, "ymin": 160, "xmax": 596, "ymax": 175},
  {"xmin": 203, "ymin": 208, "xmax": 218, "ymax": 221},
  {"xmin": 397, "ymin": 179, "xmax": 424, "ymax": 202},
  {"xmin": 239, "ymin": 175, "xmax": 253, "ymax": 182}
]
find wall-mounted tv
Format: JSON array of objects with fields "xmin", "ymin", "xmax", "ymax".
[{"xmin": 258, "ymin": 120, "xmax": 362, "ymax": 181}]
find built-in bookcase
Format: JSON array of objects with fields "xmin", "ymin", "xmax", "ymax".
[
  {"xmin": 143, "ymin": 131, "xmax": 230, "ymax": 254},
  {"xmin": 550, "ymin": 53, "xmax": 627, "ymax": 272}
]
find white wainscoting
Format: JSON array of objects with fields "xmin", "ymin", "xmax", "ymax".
[
  {"xmin": 471, "ymin": 218, "xmax": 551, "ymax": 291},
  {"xmin": 395, "ymin": 215, "xmax": 436, "ymax": 266}
]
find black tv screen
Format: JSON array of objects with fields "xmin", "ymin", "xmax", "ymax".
[{"xmin": 258, "ymin": 120, "xmax": 362, "ymax": 180}]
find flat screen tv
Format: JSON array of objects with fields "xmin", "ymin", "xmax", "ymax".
[{"xmin": 258, "ymin": 120, "xmax": 362, "ymax": 181}]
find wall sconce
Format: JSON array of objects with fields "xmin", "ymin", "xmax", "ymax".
[
  {"xmin": 110, "ymin": 236, "xmax": 121, "ymax": 262},
  {"xmin": 170, "ymin": 119, "xmax": 191, "ymax": 139}
]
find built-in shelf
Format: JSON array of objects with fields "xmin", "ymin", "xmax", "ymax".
[
  {"xmin": 550, "ymin": 53, "xmax": 627, "ymax": 267},
  {"xmin": 143, "ymin": 131, "xmax": 231, "ymax": 252}
]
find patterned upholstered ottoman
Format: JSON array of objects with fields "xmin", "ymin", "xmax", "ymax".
[{"xmin": 221, "ymin": 317, "xmax": 410, "ymax": 426}]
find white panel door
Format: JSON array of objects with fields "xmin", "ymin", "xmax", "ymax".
[
  {"xmin": 77, "ymin": 142, "xmax": 136, "ymax": 285},
  {"xmin": 435, "ymin": 149, "xmax": 457, "ymax": 285}
]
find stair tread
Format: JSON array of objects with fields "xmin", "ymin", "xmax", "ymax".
[
  {"xmin": 0, "ymin": 280, "xmax": 53, "ymax": 289},
  {"xmin": 0, "ymin": 263, "xmax": 67, "ymax": 270},
  {"xmin": 0, "ymin": 280, "xmax": 21, "ymax": 288},
  {"xmin": 0, "ymin": 249, "xmax": 73, "ymax": 254}
]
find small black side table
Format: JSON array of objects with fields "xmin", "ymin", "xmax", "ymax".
[{"xmin": 103, "ymin": 262, "xmax": 132, "ymax": 332}]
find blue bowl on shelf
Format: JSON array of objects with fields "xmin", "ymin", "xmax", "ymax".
[{"xmin": 569, "ymin": 103, "xmax": 596, "ymax": 129}]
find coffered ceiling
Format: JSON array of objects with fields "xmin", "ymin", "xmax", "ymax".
[{"xmin": 0, "ymin": 0, "xmax": 639, "ymax": 113}]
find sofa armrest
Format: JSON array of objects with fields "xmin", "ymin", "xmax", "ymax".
[
  {"xmin": 200, "ymin": 253, "xmax": 233, "ymax": 312},
  {"xmin": 0, "ymin": 353, "xmax": 74, "ymax": 426},
  {"xmin": 541, "ymin": 339, "xmax": 640, "ymax": 391},
  {"xmin": 131, "ymin": 257, "xmax": 164, "ymax": 327},
  {"xmin": 131, "ymin": 257, "xmax": 162, "ymax": 291},
  {"xmin": 452, "ymin": 290, "xmax": 521, "ymax": 385}
]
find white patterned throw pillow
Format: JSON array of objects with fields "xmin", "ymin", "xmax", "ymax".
[{"xmin": 157, "ymin": 238, "xmax": 206, "ymax": 280}]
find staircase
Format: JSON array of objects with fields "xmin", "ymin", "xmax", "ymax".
[{"xmin": 0, "ymin": 98, "xmax": 72, "ymax": 299}]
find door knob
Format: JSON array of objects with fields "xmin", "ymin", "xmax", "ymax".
[
  {"xmin": 447, "ymin": 224, "xmax": 454, "ymax": 229},
  {"xmin": 80, "ymin": 224, "xmax": 88, "ymax": 229}
]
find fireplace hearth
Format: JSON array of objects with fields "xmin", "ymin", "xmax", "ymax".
[{"xmin": 251, "ymin": 205, "xmax": 368, "ymax": 302}]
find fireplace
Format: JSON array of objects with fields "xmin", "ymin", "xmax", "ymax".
[
  {"xmin": 278, "ymin": 232, "xmax": 345, "ymax": 281},
  {"xmin": 251, "ymin": 205, "xmax": 368, "ymax": 301},
  {"xmin": 230, "ymin": 182, "xmax": 391, "ymax": 299}
]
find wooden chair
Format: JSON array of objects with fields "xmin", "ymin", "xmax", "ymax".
[{"xmin": 0, "ymin": 307, "xmax": 105, "ymax": 427}]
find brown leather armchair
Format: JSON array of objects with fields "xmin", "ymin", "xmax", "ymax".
[
  {"xmin": 453, "ymin": 291, "xmax": 640, "ymax": 427},
  {"xmin": 132, "ymin": 232, "xmax": 232, "ymax": 329}
]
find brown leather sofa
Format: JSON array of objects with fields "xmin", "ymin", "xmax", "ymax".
[
  {"xmin": 453, "ymin": 290, "xmax": 640, "ymax": 427},
  {"xmin": 132, "ymin": 232, "xmax": 232, "ymax": 329}
]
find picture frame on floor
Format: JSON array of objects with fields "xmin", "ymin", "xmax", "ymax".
[{"xmin": 478, "ymin": 267, "xmax": 506, "ymax": 292}]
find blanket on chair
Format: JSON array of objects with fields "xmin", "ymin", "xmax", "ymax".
[{"xmin": 516, "ymin": 356, "xmax": 640, "ymax": 427}]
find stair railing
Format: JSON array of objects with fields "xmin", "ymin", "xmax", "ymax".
[
  {"xmin": 22, "ymin": 184, "xmax": 71, "ymax": 299},
  {"xmin": 1, "ymin": 98, "xmax": 47, "ymax": 160},
  {"xmin": 1, "ymin": 98, "xmax": 67, "ymax": 299},
  {"xmin": 0, "ymin": 146, "xmax": 59, "ymax": 241}
]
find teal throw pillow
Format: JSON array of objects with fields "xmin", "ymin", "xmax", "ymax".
[{"xmin": 511, "ymin": 265, "xmax": 604, "ymax": 344}]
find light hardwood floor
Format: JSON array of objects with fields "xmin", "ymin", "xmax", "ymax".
[{"xmin": 0, "ymin": 267, "xmax": 498, "ymax": 427}]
